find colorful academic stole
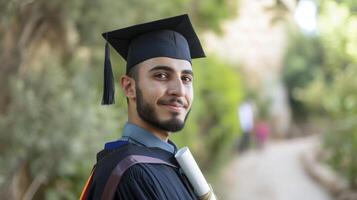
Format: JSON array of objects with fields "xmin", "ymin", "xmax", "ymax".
[{"xmin": 80, "ymin": 167, "xmax": 95, "ymax": 200}]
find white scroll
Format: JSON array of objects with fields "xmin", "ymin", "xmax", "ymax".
[{"xmin": 175, "ymin": 147, "xmax": 216, "ymax": 200}]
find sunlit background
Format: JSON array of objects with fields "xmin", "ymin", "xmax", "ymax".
[{"xmin": 1, "ymin": 0, "xmax": 356, "ymax": 199}]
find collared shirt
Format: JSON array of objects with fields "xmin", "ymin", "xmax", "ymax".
[{"xmin": 120, "ymin": 122, "xmax": 177, "ymax": 154}]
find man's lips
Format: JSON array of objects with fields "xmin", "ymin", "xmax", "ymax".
[
  {"xmin": 158, "ymin": 98, "xmax": 188, "ymax": 110},
  {"xmin": 160, "ymin": 103, "xmax": 186, "ymax": 112},
  {"xmin": 159, "ymin": 100, "xmax": 187, "ymax": 112}
]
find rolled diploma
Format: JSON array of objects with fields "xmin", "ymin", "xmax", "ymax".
[{"xmin": 175, "ymin": 147, "xmax": 214, "ymax": 198}]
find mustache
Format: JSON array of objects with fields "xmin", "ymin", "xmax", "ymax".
[{"xmin": 158, "ymin": 98, "xmax": 187, "ymax": 107}]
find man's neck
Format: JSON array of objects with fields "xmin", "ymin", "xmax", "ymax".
[{"xmin": 128, "ymin": 118, "xmax": 170, "ymax": 142}]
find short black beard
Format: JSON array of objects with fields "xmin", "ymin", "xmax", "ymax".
[{"xmin": 135, "ymin": 86, "xmax": 190, "ymax": 132}]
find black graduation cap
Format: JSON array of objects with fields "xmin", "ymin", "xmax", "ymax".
[{"xmin": 101, "ymin": 14, "xmax": 206, "ymax": 105}]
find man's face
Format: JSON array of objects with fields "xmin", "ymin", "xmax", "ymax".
[{"xmin": 134, "ymin": 57, "xmax": 194, "ymax": 132}]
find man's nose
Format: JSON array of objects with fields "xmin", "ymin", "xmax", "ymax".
[{"xmin": 167, "ymin": 76, "xmax": 185, "ymax": 97}]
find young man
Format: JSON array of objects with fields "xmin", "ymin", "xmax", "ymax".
[{"xmin": 81, "ymin": 14, "xmax": 207, "ymax": 200}]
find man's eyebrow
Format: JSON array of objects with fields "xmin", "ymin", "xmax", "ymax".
[
  {"xmin": 149, "ymin": 65, "xmax": 174, "ymax": 72},
  {"xmin": 182, "ymin": 70, "xmax": 194, "ymax": 77},
  {"xmin": 149, "ymin": 65, "xmax": 194, "ymax": 76}
]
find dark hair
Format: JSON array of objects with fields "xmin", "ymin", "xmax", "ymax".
[
  {"xmin": 126, "ymin": 64, "xmax": 139, "ymax": 81},
  {"xmin": 125, "ymin": 64, "xmax": 139, "ymax": 104}
]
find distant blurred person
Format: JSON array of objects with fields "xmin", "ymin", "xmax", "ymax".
[
  {"xmin": 238, "ymin": 101, "xmax": 254, "ymax": 152},
  {"xmin": 254, "ymin": 120, "xmax": 270, "ymax": 149}
]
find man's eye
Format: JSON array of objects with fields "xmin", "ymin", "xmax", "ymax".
[
  {"xmin": 155, "ymin": 73, "xmax": 168, "ymax": 79},
  {"xmin": 182, "ymin": 76, "xmax": 193, "ymax": 83}
]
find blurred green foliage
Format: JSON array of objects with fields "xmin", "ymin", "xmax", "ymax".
[
  {"xmin": 283, "ymin": 0, "xmax": 357, "ymax": 188},
  {"xmin": 0, "ymin": 55, "xmax": 122, "ymax": 199},
  {"xmin": 282, "ymin": 32, "xmax": 323, "ymax": 118},
  {"xmin": 0, "ymin": 0, "xmax": 242, "ymax": 199}
]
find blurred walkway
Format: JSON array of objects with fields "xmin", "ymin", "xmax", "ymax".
[{"xmin": 218, "ymin": 136, "xmax": 331, "ymax": 200}]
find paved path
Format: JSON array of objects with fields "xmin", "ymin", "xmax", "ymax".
[{"xmin": 217, "ymin": 136, "xmax": 331, "ymax": 200}]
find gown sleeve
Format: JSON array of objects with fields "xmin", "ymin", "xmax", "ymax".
[
  {"xmin": 114, "ymin": 163, "xmax": 197, "ymax": 200},
  {"xmin": 115, "ymin": 164, "xmax": 164, "ymax": 200}
]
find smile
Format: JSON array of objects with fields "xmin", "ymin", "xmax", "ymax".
[{"xmin": 161, "ymin": 104, "xmax": 185, "ymax": 112}]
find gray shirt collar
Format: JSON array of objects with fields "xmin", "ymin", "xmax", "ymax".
[{"xmin": 122, "ymin": 122, "xmax": 176, "ymax": 154}]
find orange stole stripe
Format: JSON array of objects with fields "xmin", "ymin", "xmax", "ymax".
[{"xmin": 80, "ymin": 168, "xmax": 95, "ymax": 200}]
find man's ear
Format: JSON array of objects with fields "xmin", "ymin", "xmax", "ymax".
[{"xmin": 120, "ymin": 75, "xmax": 136, "ymax": 99}]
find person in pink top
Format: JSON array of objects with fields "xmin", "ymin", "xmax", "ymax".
[{"xmin": 254, "ymin": 120, "xmax": 270, "ymax": 149}]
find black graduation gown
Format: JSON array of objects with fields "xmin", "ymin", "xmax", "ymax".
[{"xmin": 86, "ymin": 143, "xmax": 198, "ymax": 200}]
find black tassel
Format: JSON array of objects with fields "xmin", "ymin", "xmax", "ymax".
[{"xmin": 101, "ymin": 42, "xmax": 115, "ymax": 105}]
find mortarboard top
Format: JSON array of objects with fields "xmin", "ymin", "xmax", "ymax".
[{"xmin": 101, "ymin": 14, "xmax": 206, "ymax": 105}]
